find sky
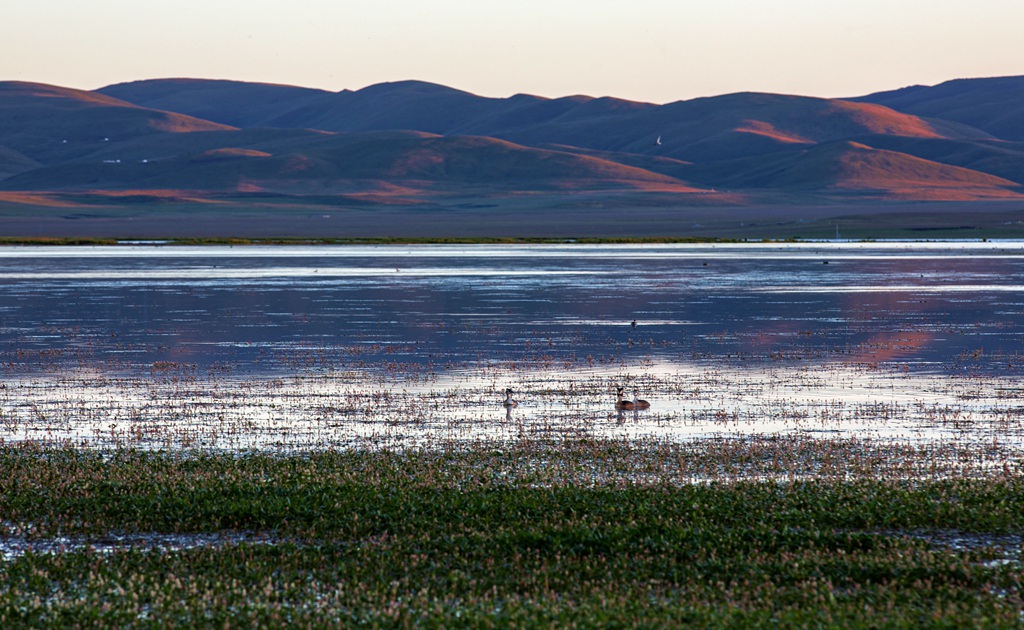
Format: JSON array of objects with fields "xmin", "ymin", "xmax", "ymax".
[{"xmin": 5, "ymin": 0, "xmax": 1024, "ymax": 103}]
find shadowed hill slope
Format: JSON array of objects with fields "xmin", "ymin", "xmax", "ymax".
[
  {"xmin": 854, "ymin": 76, "xmax": 1024, "ymax": 141},
  {"xmin": 0, "ymin": 81, "xmax": 234, "ymax": 165},
  {"xmin": 843, "ymin": 135, "xmax": 1024, "ymax": 186},
  {"xmin": 265, "ymin": 81, "xmax": 517, "ymax": 134},
  {"xmin": 688, "ymin": 140, "xmax": 1022, "ymax": 199},
  {"xmin": 97, "ymin": 79, "xmax": 601, "ymax": 135},
  {"xmin": 98, "ymin": 79, "xmax": 332, "ymax": 128},
  {"xmin": 0, "ymin": 130, "xmax": 698, "ymax": 194},
  {"xmin": 0, "ymin": 146, "xmax": 40, "ymax": 179}
]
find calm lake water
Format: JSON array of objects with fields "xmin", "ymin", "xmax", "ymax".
[{"xmin": 1, "ymin": 242, "xmax": 1022, "ymax": 451}]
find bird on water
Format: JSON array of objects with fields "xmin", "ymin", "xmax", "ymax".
[
  {"xmin": 632, "ymin": 391, "xmax": 651, "ymax": 410},
  {"xmin": 616, "ymin": 387, "xmax": 650, "ymax": 411},
  {"xmin": 615, "ymin": 387, "xmax": 635, "ymax": 411},
  {"xmin": 502, "ymin": 388, "xmax": 519, "ymax": 408}
]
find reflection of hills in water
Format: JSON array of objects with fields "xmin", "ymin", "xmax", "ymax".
[{"xmin": 0, "ymin": 244, "xmax": 1022, "ymax": 377}]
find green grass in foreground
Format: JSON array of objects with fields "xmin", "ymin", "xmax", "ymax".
[{"xmin": 0, "ymin": 443, "xmax": 1021, "ymax": 627}]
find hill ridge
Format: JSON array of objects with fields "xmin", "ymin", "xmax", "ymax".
[{"xmin": 0, "ymin": 75, "xmax": 1020, "ymax": 203}]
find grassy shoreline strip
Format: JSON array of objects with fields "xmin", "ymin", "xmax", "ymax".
[
  {"xmin": 1, "ymin": 445, "xmax": 1021, "ymax": 626},
  {"xmin": 0, "ymin": 236, "xmax": 748, "ymax": 246},
  {"xmin": 2, "ymin": 445, "xmax": 1023, "ymax": 537}
]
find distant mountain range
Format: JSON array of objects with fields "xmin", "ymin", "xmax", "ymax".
[{"xmin": 2, "ymin": 75, "xmax": 1024, "ymax": 205}]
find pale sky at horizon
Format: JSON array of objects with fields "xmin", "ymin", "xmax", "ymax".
[{"xmin": 5, "ymin": 0, "xmax": 1023, "ymax": 103}]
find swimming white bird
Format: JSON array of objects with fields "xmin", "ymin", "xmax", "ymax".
[
  {"xmin": 655, "ymin": 135, "xmax": 662, "ymax": 146},
  {"xmin": 502, "ymin": 388, "xmax": 518, "ymax": 408}
]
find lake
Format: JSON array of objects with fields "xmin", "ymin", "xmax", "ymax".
[{"xmin": 1, "ymin": 242, "xmax": 1022, "ymax": 454}]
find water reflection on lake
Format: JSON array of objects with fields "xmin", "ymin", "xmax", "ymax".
[{"xmin": 0, "ymin": 242, "xmax": 1022, "ymax": 453}]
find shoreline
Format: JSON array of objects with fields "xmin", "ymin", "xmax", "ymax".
[{"xmin": 1, "ymin": 198, "xmax": 1022, "ymax": 242}]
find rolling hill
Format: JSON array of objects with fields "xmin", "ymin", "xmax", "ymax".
[
  {"xmin": 98, "ymin": 78, "xmax": 989, "ymax": 159},
  {"xmin": 97, "ymin": 78, "xmax": 333, "ymax": 129},
  {"xmin": 854, "ymin": 75, "xmax": 1024, "ymax": 141},
  {"xmin": 96, "ymin": 79, "xmax": 652, "ymax": 137},
  {"xmin": 0, "ymin": 127, "xmax": 699, "ymax": 195},
  {"xmin": 490, "ymin": 91, "xmax": 993, "ymax": 163},
  {"xmin": 0, "ymin": 82, "xmax": 234, "ymax": 164},
  {"xmin": 2, "ymin": 75, "xmax": 1024, "ymax": 205},
  {"xmin": 689, "ymin": 140, "xmax": 1022, "ymax": 199},
  {"xmin": 839, "ymin": 135, "xmax": 1024, "ymax": 186}
]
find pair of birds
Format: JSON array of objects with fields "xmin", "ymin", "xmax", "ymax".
[
  {"xmin": 615, "ymin": 387, "xmax": 650, "ymax": 411},
  {"xmin": 502, "ymin": 387, "xmax": 649, "ymax": 410}
]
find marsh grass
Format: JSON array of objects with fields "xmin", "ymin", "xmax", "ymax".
[{"xmin": 0, "ymin": 442, "xmax": 1021, "ymax": 627}]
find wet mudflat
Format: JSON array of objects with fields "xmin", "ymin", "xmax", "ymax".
[{"xmin": 0, "ymin": 242, "xmax": 1022, "ymax": 626}]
